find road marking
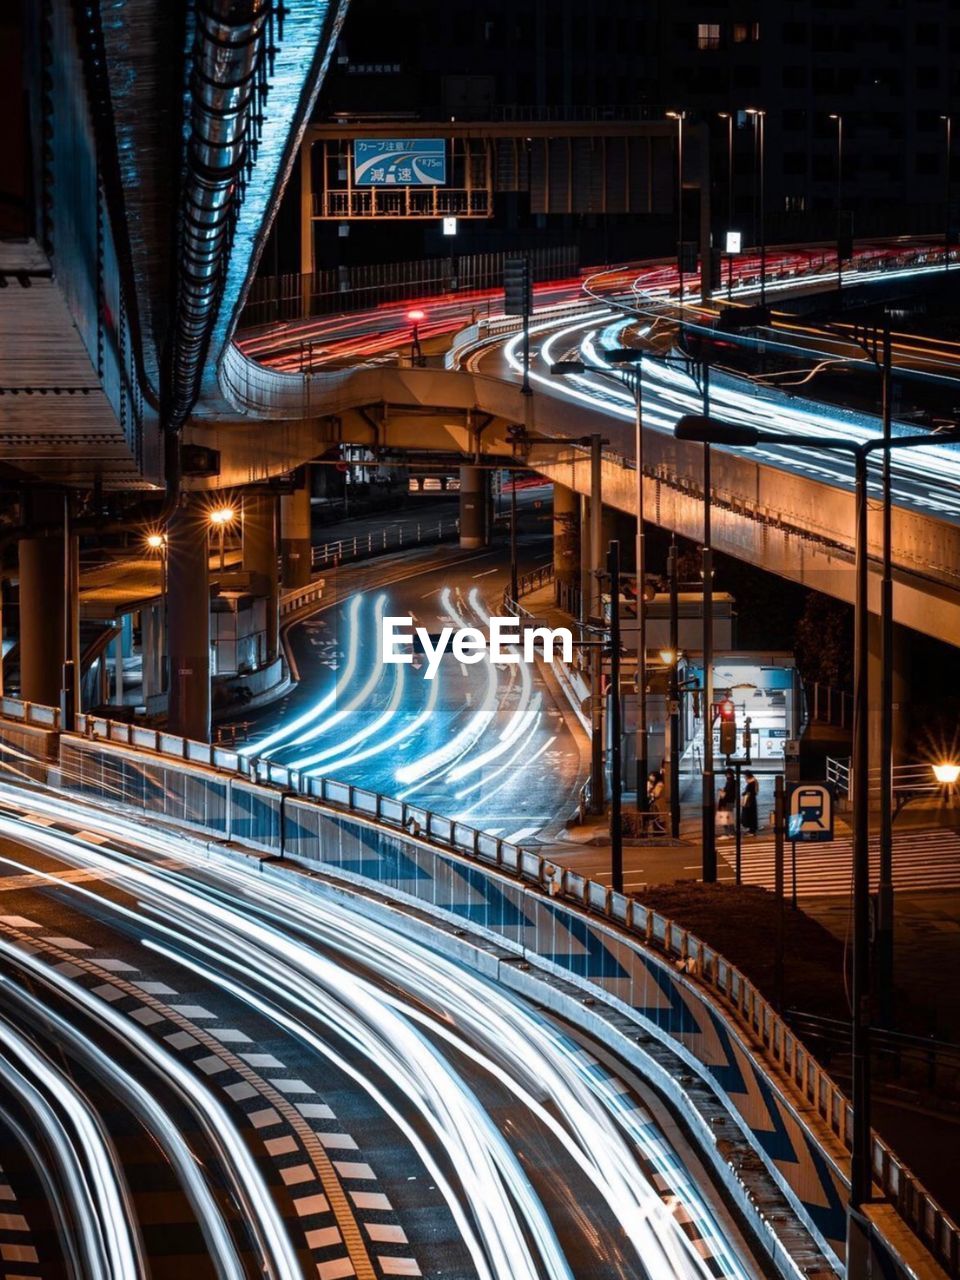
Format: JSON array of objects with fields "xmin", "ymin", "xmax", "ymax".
[
  {"xmin": 504, "ymin": 826, "xmax": 539, "ymax": 843},
  {"xmin": 472, "ymin": 568, "xmax": 498, "ymax": 578}
]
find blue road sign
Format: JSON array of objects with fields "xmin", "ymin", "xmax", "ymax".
[
  {"xmin": 354, "ymin": 139, "xmax": 446, "ymax": 186},
  {"xmin": 786, "ymin": 781, "xmax": 835, "ymax": 842}
]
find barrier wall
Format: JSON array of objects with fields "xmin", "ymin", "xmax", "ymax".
[{"xmin": 49, "ymin": 723, "xmax": 959, "ymax": 1280}]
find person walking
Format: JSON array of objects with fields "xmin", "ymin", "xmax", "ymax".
[
  {"xmin": 647, "ymin": 770, "xmax": 666, "ymax": 833},
  {"xmin": 717, "ymin": 768, "xmax": 736, "ymax": 836},
  {"xmin": 741, "ymin": 770, "xmax": 759, "ymax": 836}
]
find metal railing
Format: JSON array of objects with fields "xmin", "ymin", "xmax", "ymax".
[
  {"xmin": 279, "ymin": 581, "xmax": 326, "ymax": 618},
  {"xmin": 805, "ymin": 680, "xmax": 854, "ymax": 730},
  {"xmin": 239, "ymin": 245, "xmax": 579, "ymax": 327},
  {"xmin": 0, "ymin": 695, "xmax": 957, "ymax": 1276},
  {"xmin": 788, "ymin": 1010, "xmax": 960, "ymax": 1103},
  {"xmin": 311, "ymin": 517, "xmax": 459, "ymax": 568},
  {"xmin": 826, "ymin": 756, "xmax": 957, "ymax": 810}
]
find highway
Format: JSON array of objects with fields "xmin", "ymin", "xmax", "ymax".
[
  {"xmin": 0, "ymin": 780, "xmax": 767, "ymax": 1280},
  {"xmin": 240, "ymin": 487, "xmax": 587, "ymax": 844}
]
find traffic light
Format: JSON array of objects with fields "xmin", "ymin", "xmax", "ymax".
[
  {"xmin": 718, "ymin": 696, "xmax": 737, "ymax": 756},
  {"xmin": 503, "ymin": 256, "xmax": 532, "ymax": 317}
]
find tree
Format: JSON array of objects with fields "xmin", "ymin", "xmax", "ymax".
[{"xmin": 794, "ymin": 592, "xmax": 853, "ymax": 689}]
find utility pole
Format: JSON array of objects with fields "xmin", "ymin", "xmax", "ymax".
[
  {"xmin": 633, "ymin": 366, "xmax": 648, "ymax": 811},
  {"xmin": 668, "ymin": 540, "xmax": 681, "ymax": 839},
  {"xmin": 877, "ymin": 319, "xmax": 895, "ymax": 1025},
  {"xmin": 589, "ymin": 434, "xmax": 604, "ymax": 813},
  {"xmin": 701, "ymin": 362, "xmax": 717, "ymax": 882},
  {"xmin": 608, "ymin": 540, "xmax": 623, "ymax": 893},
  {"xmin": 510, "ymin": 475, "xmax": 519, "ymax": 607}
]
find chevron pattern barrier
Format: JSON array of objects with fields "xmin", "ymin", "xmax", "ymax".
[{"xmin": 41, "ymin": 725, "xmax": 960, "ymax": 1280}]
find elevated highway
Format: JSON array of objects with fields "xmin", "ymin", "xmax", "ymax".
[{"xmin": 214, "ymin": 242, "xmax": 960, "ymax": 647}]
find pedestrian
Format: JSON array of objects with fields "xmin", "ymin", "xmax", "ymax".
[
  {"xmin": 717, "ymin": 768, "xmax": 736, "ymax": 836},
  {"xmin": 741, "ymin": 771, "xmax": 759, "ymax": 836},
  {"xmin": 647, "ymin": 770, "xmax": 665, "ymax": 833}
]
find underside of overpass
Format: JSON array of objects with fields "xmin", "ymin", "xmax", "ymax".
[{"xmin": 191, "ymin": 354, "xmax": 960, "ymax": 649}]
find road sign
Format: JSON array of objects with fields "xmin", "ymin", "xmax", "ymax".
[
  {"xmin": 354, "ymin": 139, "xmax": 446, "ymax": 186},
  {"xmin": 786, "ymin": 781, "xmax": 835, "ymax": 843},
  {"xmin": 725, "ymin": 230, "xmax": 743, "ymax": 253}
]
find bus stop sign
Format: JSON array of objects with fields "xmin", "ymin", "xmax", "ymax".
[{"xmin": 786, "ymin": 782, "xmax": 835, "ymax": 842}]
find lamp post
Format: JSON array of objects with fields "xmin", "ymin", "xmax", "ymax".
[
  {"xmin": 830, "ymin": 113, "xmax": 844, "ymax": 293},
  {"xmin": 209, "ymin": 505, "xmax": 235, "ymax": 572},
  {"xmin": 407, "ymin": 308, "xmax": 426, "ymax": 367},
  {"xmin": 674, "ymin": 412, "xmax": 960, "ymax": 1274},
  {"xmin": 943, "ymin": 115, "xmax": 953, "ymax": 272},
  {"xmin": 719, "ymin": 112, "xmax": 735, "ymax": 297},
  {"xmin": 746, "ymin": 108, "xmax": 766, "ymax": 305},
  {"xmin": 146, "ymin": 531, "xmax": 168, "ymax": 694},
  {"xmin": 667, "ymin": 111, "xmax": 686, "ymax": 313},
  {"xmin": 606, "ymin": 347, "xmax": 649, "ymax": 811}
]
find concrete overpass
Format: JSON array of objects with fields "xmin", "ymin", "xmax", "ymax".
[{"xmin": 200, "ymin": 324, "xmax": 960, "ymax": 651}]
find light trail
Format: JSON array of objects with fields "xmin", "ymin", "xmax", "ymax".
[
  {"xmin": 240, "ymin": 591, "xmax": 364, "ymax": 757},
  {"xmin": 0, "ymin": 784, "xmax": 762, "ymax": 1280}
]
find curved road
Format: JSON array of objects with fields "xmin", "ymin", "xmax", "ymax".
[{"xmin": 0, "ymin": 781, "xmax": 766, "ymax": 1279}]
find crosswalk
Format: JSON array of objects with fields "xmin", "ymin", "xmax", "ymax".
[{"xmin": 722, "ymin": 828, "xmax": 960, "ymax": 897}]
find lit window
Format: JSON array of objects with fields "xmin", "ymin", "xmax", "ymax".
[
  {"xmin": 785, "ymin": 195, "xmax": 806, "ymax": 212},
  {"xmin": 732, "ymin": 21, "xmax": 760, "ymax": 44},
  {"xmin": 697, "ymin": 23, "xmax": 721, "ymax": 50}
]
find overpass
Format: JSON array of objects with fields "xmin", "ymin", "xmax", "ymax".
[{"xmin": 204, "ymin": 252, "xmax": 960, "ymax": 651}]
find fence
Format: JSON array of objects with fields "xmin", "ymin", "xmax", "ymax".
[
  {"xmin": 805, "ymin": 681, "xmax": 854, "ymax": 731},
  {"xmin": 239, "ymin": 245, "xmax": 580, "ymax": 328},
  {"xmin": 311, "ymin": 517, "xmax": 460, "ymax": 569},
  {"xmin": 826, "ymin": 756, "xmax": 956, "ymax": 814},
  {"xmin": 0, "ymin": 697, "xmax": 953, "ymax": 1277}
]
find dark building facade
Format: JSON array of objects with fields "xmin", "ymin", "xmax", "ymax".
[{"xmin": 263, "ymin": 1, "xmax": 959, "ymax": 285}]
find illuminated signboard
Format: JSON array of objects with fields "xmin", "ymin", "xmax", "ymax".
[
  {"xmin": 725, "ymin": 230, "xmax": 743, "ymax": 253},
  {"xmin": 354, "ymin": 139, "xmax": 446, "ymax": 186}
]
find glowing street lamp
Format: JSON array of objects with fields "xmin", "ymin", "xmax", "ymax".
[
  {"xmin": 209, "ymin": 505, "xmax": 236, "ymax": 571},
  {"xmin": 407, "ymin": 308, "xmax": 426, "ymax": 366},
  {"xmin": 932, "ymin": 762, "xmax": 960, "ymax": 785}
]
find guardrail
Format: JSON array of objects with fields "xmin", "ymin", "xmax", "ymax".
[
  {"xmin": 826, "ymin": 756, "xmax": 957, "ymax": 813},
  {"xmin": 788, "ymin": 1009, "xmax": 960, "ymax": 1103},
  {"xmin": 0, "ymin": 697, "xmax": 957, "ymax": 1278},
  {"xmin": 311, "ymin": 517, "xmax": 459, "ymax": 569},
  {"xmin": 805, "ymin": 681, "xmax": 854, "ymax": 731},
  {"xmin": 279, "ymin": 580, "xmax": 326, "ymax": 619}
]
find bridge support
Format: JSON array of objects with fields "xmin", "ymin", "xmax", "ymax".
[
  {"xmin": 281, "ymin": 474, "xmax": 312, "ymax": 589},
  {"xmin": 868, "ymin": 615, "xmax": 909, "ymax": 775},
  {"xmin": 243, "ymin": 493, "xmax": 279, "ymax": 662},
  {"xmin": 166, "ymin": 499, "xmax": 211, "ymax": 742},
  {"xmin": 19, "ymin": 532, "xmax": 65, "ymax": 706},
  {"xmin": 553, "ymin": 483, "xmax": 579, "ymax": 606},
  {"xmin": 18, "ymin": 492, "xmax": 78, "ymax": 712},
  {"xmin": 459, "ymin": 465, "xmax": 489, "ymax": 549}
]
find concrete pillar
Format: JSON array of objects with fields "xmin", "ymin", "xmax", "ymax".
[
  {"xmin": 868, "ymin": 614, "xmax": 909, "ymax": 772},
  {"xmin": 113, "ymin": 629, "xmax": 124, "ymax": 705},
  {"xmin": 459, "ymin": 465, "xmax": 489, "ymax": 549},
  {"xmin": 553, "ymin": 483, "xmax": 580, "ymax": 602},
  {"xmin": 281, "ymin": 478, "xmax": 312, "ymax": 589},
  {"xmin": 19, "ymin": 532, "xmax": 65, "ymax": 707},
  {"xmin": 579, "ymin": 493, "xmax": 592, "ymax": 625},
  {"xmin": 166, "ymin": 499, "xmax": 211, "ymax": 742},
  {"xmin": 242, "ymin": 493, "xmax": 279, "ymax": 662},
  {"xmin": 300, "ymin": 138, "xmax": 314, "ymax": 317}
]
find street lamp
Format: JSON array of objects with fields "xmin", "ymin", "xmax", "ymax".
[
  {"xmin": 145, "ymin": 531, "xmax": 168, "ymax": 695},
  {"xmin": 942, "ymin": 115, "xmax": 953, "ymax": 272},
  {"xmin": 674, "ymin": 412, "xmax": 960, "ymax": 1274},
  {"xmin": 932, "ymin": 762, "xmax": 960, "ymax": 785},
  {"xmin": 666, "ymin": 111, "xmax": 686, "ymax": 313},
  {"xmin": 745, "ymin": 109, "xmax": 766, "ymax": 305},
  {"xmin": 209, "ymin": 505, "xmax": 235, "ymax": 572},
  {"xmin": 407, "ymin": 308, "xmax": 426, "ymax": 366},
  {"xmin": 830, "ymin": 113, "xmax": 844, "ymax": 293}
]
